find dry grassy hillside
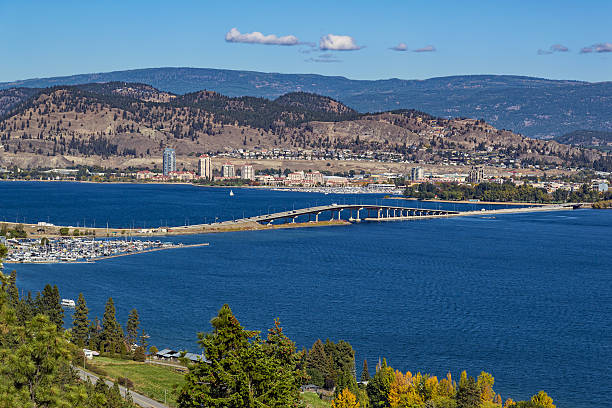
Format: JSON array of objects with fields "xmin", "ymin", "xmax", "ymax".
[{"xmin": 0, "ymin": 83, "xmax": 607, "ymax": 171}]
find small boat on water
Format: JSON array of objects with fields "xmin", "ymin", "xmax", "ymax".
[
  {"xmin": 229, "ymin": 190, "xmax": 234, "ymax": 197},
  {"xmin": 61, "ymin": 299, "xmax": 76, "ymax": 308}
]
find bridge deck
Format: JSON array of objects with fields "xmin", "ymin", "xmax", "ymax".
[{"xmin": 215, "ymin": 204, "xmax": 458, "ymax": 226}]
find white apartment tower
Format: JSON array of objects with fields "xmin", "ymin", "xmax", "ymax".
[
  {"xmin": 222, "ymin": 163, "xmax": 235, "ymax": 178},
  {"xmin": 241, "ymin": 164, "xmax": 254, "ymax": 181},
  {"xmin": 198, "ymin": 155, "xmax": 212, "ymax": 180}
]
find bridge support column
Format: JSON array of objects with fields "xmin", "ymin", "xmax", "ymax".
[
  {"xmin": 338, "ymin": 209, "xmax": 342, "ymax": 220},
  {"xmin": 292, "ymin": 216, "xmax": 297, "ymax": 223},
  {"xmin": 378, "ymin": 209, "xmax": 381, "ymax": 219},
  {"xmin": 315, "ymin": 212, "xmax": 320, "ymax": 222}
]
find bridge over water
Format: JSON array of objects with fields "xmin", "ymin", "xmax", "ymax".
[{"xmin": 215, "ymin": 204, "xmax": 459, "ymax": 226}]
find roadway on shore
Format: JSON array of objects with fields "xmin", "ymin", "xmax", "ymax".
[{"xmin": 75, "ymin": 366, "xmax": 169, "ymax": 408}]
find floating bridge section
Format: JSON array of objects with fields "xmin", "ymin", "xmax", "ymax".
[{"xmin": 216, "ymin": 204, "xmax": 459, "ymax": 226}]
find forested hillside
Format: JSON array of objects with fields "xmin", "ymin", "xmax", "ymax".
[
  {"xmin": 1, "ymin": 67, "xmax": 611, "ymax": 138},
  {"xmin": 0, "ymin": 82, "xmax": 609, "ymax": 171}
]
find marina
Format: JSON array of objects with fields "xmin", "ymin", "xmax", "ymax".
[{"xmin": 3, "ymin": 237, "xmax": 209, "ymax": 264}]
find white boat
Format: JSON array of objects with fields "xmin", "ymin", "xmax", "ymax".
[
  {"xmin": 61, "ymin": 299, "xmax": 76, "ymax": 308},
  {"xmin": 229, "ymin": 190, "xmax": 234, "ymax": 196}
]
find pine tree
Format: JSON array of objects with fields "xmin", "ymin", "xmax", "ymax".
[
  {"xmin": 101, "ymin": 297, "xmax": 124, "ymax": 353},
  {"xmin": 39, "ymin": 284, "xmax": 64, "ymax": 329},
  {"xmin": 72, "ymin": 293, "xmax": 90, "ymax": 347},
  {"xmin": 7, "ymin": 270, "xmax": 19, "ymax": 306},
  {"xmin": 456, "ymin": 376, "xmax": 481, "ymax": 408},
  {"xmin": 366, "ymin": 358, "xmax": 394, "ymax": 408},
  {"xmin": 305, "ymin": 339, "xmax": 330, "ymax": 387},
  {"xmin": 126, "ymin": 308, "xmax": 140, "ymax": 346},
  {"xmin": 178, "ymin": 304, "xmax": 301, "ymax": 408},
  {"xmin": 360, "ymin": 359, "xmax": 370, "ymax": 382}
]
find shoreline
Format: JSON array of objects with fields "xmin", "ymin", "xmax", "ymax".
[
  {"xmin": 0, "ymin": 205, "xmax": 580, "ymax": 241},
  {"xmin": 385, "ymin": 196, "xmax": 552, "ymax": 206}
]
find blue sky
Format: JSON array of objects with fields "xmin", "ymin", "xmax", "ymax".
[{"xmin": 1, "ymin": 0, "xmax": 611, "ymax": 82}]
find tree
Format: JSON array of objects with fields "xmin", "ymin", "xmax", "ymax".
[
  {"xmin": 456, "ymin": 376, "xmax": 481, "ymax": 408},
  {"xmin": 72, "ymin": 292, "xmax": 90, "ymax": 347},
  {"xmin": 39, "ymin": 284, "xmax": 64, "ymax": 329},
  {"xmin": 530, "ymin": 391, "xmax": 555, "ymax": 408},
  {"xmin": 126, "ymin": 308, "xmax": 140, "ymax": 346},
  {"xmin": 101, "ymin": 297, "xmax": 124, "ymax": 353},
  {"xmin": 332, "ymin": 388, "xmax": 360, "ymax": 408},
  {"xmin": 477, "ymin": 371, "xmax": 495, "ymax": 402},
  {"xmin": 133, "ymin": 346, "xmax": 146, "ymax": 362},
  {"xmin": 366, "ymin": 358, "xmax": 394, "ymax": 408},
  {"xmin": 361, "ymin": 359, "xmax": 370, "ymax": 382},
  {"xmin": 6, "ymin": 270, "xmax": 19, "ymax": 306},
  {"xmin": 305, "ymin": 339, "xmax": 330, "ymax": 387},
  {"xmin": 178, "ymin": 304, "xmax": 302, "ymax": 408},
  {"xmin": 149, "ymin": 345, "xmax": 159, "ymax": 356}
]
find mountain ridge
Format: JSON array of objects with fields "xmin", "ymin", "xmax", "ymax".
[
  {"xmin": 1, "ymin": 67, "xmax": 610, "ymax": 138},
  {"xmin": 1, "ymin": 81, "xmax": 609, "ymax": 172}
]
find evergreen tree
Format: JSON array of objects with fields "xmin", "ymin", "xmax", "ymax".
[
  {"xmin": 126, "ymin": 308, "xmax": 140, "ymax": 346},
  {"xmin": 71, "ymin": 292, "xmax": 90, "ymax": 347},
  {"xmin": 178, "ymin": 304, "xmax": 302, "ymax": 408},
  {"xmin": 39, "ymin": 283, "xmax": 64, "ymax": 329},
  {"xmin": 366, "ymin": 358, "xmax": 394, "ymax": 408},
  {"xmin": 7, "ymin": 270, "xmax": 19, "ymax": 306},
  {"xmin": 360, "ymin": 359, "xmax": 370, "ymax": 382},
  {"xmin": 456, "ymin": 376, "xmax": 481, "ymax": 408},
  {"xmin": 88, "ymin": 317, "xmax": 102, "ymax": 350},
  {"xmin": 101, "ymin": 297, "xmax": 124, "ymax": 353},
  {"xmin": 305, "ymin": 339, "xmax": 330, "ymax": 387}
]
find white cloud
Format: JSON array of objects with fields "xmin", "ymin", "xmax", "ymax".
[
  {"xmin": 391, "ymin": 43, "xmax": 408, "ymax": 51},
  {"xmin": 539, "ymin": 44, "xmax": 569, "ymax": 55},
  {"xmin": 225, "ymin": 28, "xmax": 299, "ymax": 45},
  {"xmin": 580, "ymin": 42, "xmax": 612, "ymax": 54},
  {"xmin": 550, "ymin": 44, "xmax": 569, "ymax": 52},
  {"xmin": 306, "ymin": 54, "xmax": 342, "ymax": 63},
  {"xmin": 414, "ymin": 45, "xmax": 436, "ymax": 52},
  {"xmin": 594, "ymin": 42, "xmax": 612, "ymax": 53},
  {"xmin": 319, "ymin": 34, "xmax": 362, "ymax": 51}
]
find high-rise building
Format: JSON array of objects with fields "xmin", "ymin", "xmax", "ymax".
[
  {"xmin": 410, "ymin": 167, "xmax": 424, "ymax": 181},
  {"xmin": 241, "ymin": 164, "xmax": 254, "ymax": 181},
  {"xmin": 222, "ymin": 162, "xmax": 235, "ymax": 178},
  {"xmin": 467, "ymin": 166, "xmax": 485, "ymax": 183},
  {"xmin": 198, "ymin": 155, "xmax": 212, "ymax": 180},
  {"xmin": 163, "ymin": 148, "xmax": 176, "ymax": 176}
]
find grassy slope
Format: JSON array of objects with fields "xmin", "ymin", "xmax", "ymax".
[
  {"xmin": 302, "ymin": 391, "xmax": 332, "ymax": 408},
  {"xmin": 90, "ymin": 357, "xmax": 185, "ymax": 407},
  {"xmin": 89, "ymin": 357, "xmax": 332, "ymax": 407}
]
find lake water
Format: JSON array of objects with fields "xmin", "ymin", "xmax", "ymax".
[{"xmin": 2, "ymin": 181, "xmax": 610, "ymax": 407}]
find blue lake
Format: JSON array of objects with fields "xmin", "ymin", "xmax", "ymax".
[{"xmin": 2, "ymin": 181, "xmax": 611, "ymax": 407}]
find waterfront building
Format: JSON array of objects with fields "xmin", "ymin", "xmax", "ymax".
[
  {"xmin": 222, "ymin": 162, "xmax": 235, "ymax": 178},
  {"xmin": 241, "ymin": 164, "xmax": 254, "ymax": 181},
  {"xmin": 163, "ymin": 148, "xmax": 176, "ymax": 176},
  {"xmin": 410, "ymin": 167, "xmax": 424, "ymax": 181},
  {"xmin": 467, "ymin": 166, "xmax": 485, "ymax": 183},
  {"xmin": 199, "ymin": 155, "xmax": 212, "ymax": 180},
  {"xmin": 305, "ymin": 171, "xmax": 324, "ymax": 185}
]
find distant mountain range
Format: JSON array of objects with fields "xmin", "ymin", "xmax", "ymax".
[{"xmin": 1, "ymin": 67, "xmax": 610, "ymax": 139}]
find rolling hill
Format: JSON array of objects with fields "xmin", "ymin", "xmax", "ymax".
[
  {"xmin": 1, "ymin": 67, "xmax": 611, "ymax": 139},
  {"xmin": 0, "ymin": 82, "xmax": 609, "ymax": 172}
]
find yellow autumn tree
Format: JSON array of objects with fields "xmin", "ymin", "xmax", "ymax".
[
  {"xmin": 503, "ymin": 397, "xmax": 515, "ymax": 408},
  {"xmin": 438, "ymin": 372, "xmax": 456, "ymax": 398},
  {"xmin": 531, "ymin": 391, "xmax": 555, "ymax": 408},
  {"xmin": 477, "ymin": 371, "xmax": 495, "ymax": 402},
  {"xmin": 331, "ymin": 388, "xmax": 359, "ymax": 408}
]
